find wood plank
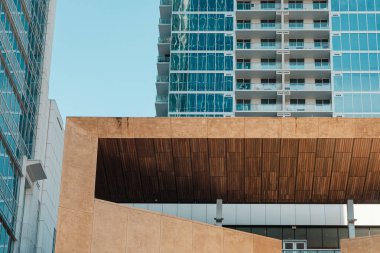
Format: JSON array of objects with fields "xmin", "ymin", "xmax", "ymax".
[
  {"xmin": 176, "ymin": 177, "xmax": 193, "ymax": 202},
  {"xmin": 245, "ymin": 139, "xmax": 262, "ymax": 158},
  {"xmin": 139, "ymin": 157, "xmax": 158, "ymax": 177},
  {"xmin": 155, "ymin": 152, "xmax": 173, "ymax": 172},
  {"xmin": 314, "ymin": 158, "xmax": 333, "ymax": 177},
  {"xmin": 278, "ymin": 177, "xmax": 295, "ymax": 202},
  {"xmin": 297, "ymin": 153, "xmax": 316, "ymax": 172},
  {"xmin": 371, "ymin": 139, "xmax": 380, "ymax": 153},
  {"xmin": 352, "ymin": 139, "xmax": 372, "ymax": 158},
  {"xmin": 279, "ymin": 158, "xmax": 297, "ymax": 177},
  {"xmin": 280, "ymin": 139, "xmax": 299, "ymax": 158},
  {"xmin": 262, "ymin": 152, "xmax": 280, "ymax": 172},
  {"xmin": 154, "ymin": 139, "xmax": 172, "ymax": 153},
  {"xmin": 316, "ymin": 139, "xmax": 335, "ymax": 158},
  {"xmin": 135, "ymin": 139, "xmax": 155, "ymax": 157},
  {"xmin": 335, "ymin": 139, "xmax": 354, "ymax": 153},
  {"xmin": 312, "ymin": 177, "xmax": 330, "ymax": 197},
  {"xmin": 346, "ymin": 177, "xmax": 365, "ymax": 200},
  {"xmin": 190, "ymin": 152, "xmax": 209, "ymax": 172},
  {"xmin": 349, "ymin": 158, "xmax": 369, "ymax": 177},
  {"xmin": 262, "ymin": 139, "xmax": 281, "ymax": 153},
  {"xmin": 368, "ymin": 153, "xmax": 380, "ymax": 172},
  {"xmin": 172, "ymin": 139, "xmax": 191, "ymax": 157},
  {"xmin": 208, "ymin": 139, "xmax": 226, "ymax": 157},
  {"xmin": 173, "ymin": 157, "xmax": 192, "ymax": 177},
  {"xmin": 226, "ymin": 138, "xmax": 244, "ymax": 153},
  {"xmin": 209, "ymin": 157, "xmax": 226, "ymax": 177},
  {"xmin": 210, "ymin": 177, "xmax": 227, "ymax": 200},
  {"xmin": 245, "ymin": 177, "xmax": 261, "ymax": 202},
  {"xmin": 190, "ymin": 138, "xmax": 208, "ymax": 153},
  {"xmin": 298, "ymin": 139, "xmax": 317, "ymax": 153},
  {"xmin": 245, "ymin": 158, "xmax": 262, "ymax": 177},
  {"xmin": 296, "ymin": 172, "xmax": 313, "ymax": 191},
  {"xmin": 227, "ymin": 153, "xmax": 244, "ymax": 172}
]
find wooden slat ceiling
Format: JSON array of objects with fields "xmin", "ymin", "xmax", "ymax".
[{"xmin": 95, "ymin": 138, "xmax": 380, "ymax": 204}]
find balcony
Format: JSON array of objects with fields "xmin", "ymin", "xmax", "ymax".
[
  {"xmin": 285, "ymin": 63, "xmax": 330, "ymax": 70},
  {"xmin": 237, "ymin": 23, "xmax": 281, "ymax": 30},
  {"xmin": 237, "ymin": 63, "xmax": 282, "ymax": 70},
  {"xmin": 158, "ymin": 37, "xmax": 171, "ymax": 44},
  {"xmin": 237, "ymin": 43, "xmax": 281, "ymax": 50},
  {"xmin": 285, "ymin": 43, "xmax": 329, "ymax": 50},
  {"xmin": 236, "ymin": 104, "xmax": 282, "ymax": 112},
  {"xmin": 156, "ymin": 95, "xmax": 168, "ymax": 103},
  {"xmin": 285, "ymin": 83, "xmax": 331, "ymax": 91},
  {"xmin": 237, "ymin": 3, "xmax": 281, "ymax": 10},
  {"xmin": 286, "ymin": 104, "xmax": 332, "ymax": 112},
  {"xmin": 237, "ymin": 83, "xmax": 282, "ymax": 91},
  {"xmin": 157, "ymin": 56, "xmax": 170, "ymax": 63},
  {"xmin": 157, "ymin": 76, "xmax": 169, "ymax": 83},
  {"xmin": 284, "ymin": 3, "xmax": 328, "ymax": 10},
  {"xmin": 283, "ymin": 250, "xmax": 340, "ymax": 253},
  {"xmin": 159, "ymin": 18, "xmax": 171, "ymax": 25},
  {"xmin": 160, "ymin": 0, "xmax": 172, "ymax": 5},
  {"xmin": 284, "ymin": 23, "xmax": 329, "ymax": 30}
]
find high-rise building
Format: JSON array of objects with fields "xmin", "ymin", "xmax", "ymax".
[
  {"xmin": 0, "ymin": 0, "xmax": 64, "ymax": 252},
  {"xmin": 156, "ymin": 0, "xmax": 380, "ymax": 118}
]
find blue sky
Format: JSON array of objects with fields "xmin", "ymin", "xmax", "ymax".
[{"xmin": 49, "ymin": 0, "xmax": 159, "ymax": 119}]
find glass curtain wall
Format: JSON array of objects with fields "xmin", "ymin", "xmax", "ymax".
[
  {"xmin": 0, "ymin": 0, "xmax": 51, "ymax": 251},
  {"xmin": 331, "ymin": 0, "xmax": 380, "ymax": 117},
  {"xmin": 169, "ymin": 0, "xmax": 235, "ymax": 116}
]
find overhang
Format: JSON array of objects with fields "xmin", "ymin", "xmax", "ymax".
[{"xmin": 88, "ymin": 117, "xmax": 380, "ymax": 205}]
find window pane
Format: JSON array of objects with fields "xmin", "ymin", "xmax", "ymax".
[{"xmin": 307, "ymin": 228, "xmax": 323, "ymax": 249}]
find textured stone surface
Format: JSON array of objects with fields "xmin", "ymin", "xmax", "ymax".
[{"xmin": 341, "ymin": 235, "xmax": 380, "ymax": 253}]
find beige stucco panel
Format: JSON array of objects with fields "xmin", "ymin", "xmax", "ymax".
[
  {"xmin": 60, "ymin": 200, "xmax": 282, "ymax": 253},
  {"xmin": 341, "ymin": 235, "xmax": 380, "ymax": 253},
  {"xmin": 171, "ymin": 118, "xmax": 208, "ymax": 138},
  {"xmin": 55, "ymin": 207, "xmax": 94, "ymax": 253},
  {"xmin": 91, "ymin": 200, "xmax": 128, "ymax": 253}
]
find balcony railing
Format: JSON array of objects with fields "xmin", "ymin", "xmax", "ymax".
[
  {"xmin": 284, "ymin": 3, "xmax": 328, "ymax": 10},
  {"xmin": 237, "ymin": 43, "xmax": 281, "ymax": 50},
  {"xmin": 237, "ymin": 3, "xmax": 281, "ymax": 10},
  {"xmin": 285, "ymin": 43, "xmax": 329, "ymax": 50},
  {"xmin": 157, "ymin": 76, "xmax": 169, "ymax": 83},
  {"xmin": 156, "ymin": 95, "xmax": 168, "ymax": 103},
  {"xmin": 237, "ymin": 23, "xmax": 281, "ymax": 30},
  {"xmin": 157, "ymin": 56, "xmax": 170, "ymax": 63},
  {"xmin": 236, "ymin": 104, "xmax": 282, "ymax": 112},
  {"xmin": 160, "ymin": 0, "xmax": 172, "ymax": 5},
  {"xmin": 283, "ymin": 250, "xmax": 340, "ymax": 253},
  {"xmin": 237, "ymin": 83, "xmax": 282, "ymax": 91},
  {"xmin": 284, "ymin": 23, "xmax": 329, "ymax": 30},
  {"xmin": 285, "ymin": 84, "xmax": 331, "ymax": 91},
  {"xmin": 286, "ymin": 104, "xmax": 332, "ymax": 112},
  {"xmin": 159, "ymin": 18, "xmax": 171, "ymax": 25},
  {"xmin": 237, "ymin": 63, "xmax": 282, "ymax": 70},
  {"xmin": 158, "ymin": 37, "xmax": 171, "ymax": 43},
  {"xmin": 285, "ymin": 63, "xmax": 330, "ymax": 70}
]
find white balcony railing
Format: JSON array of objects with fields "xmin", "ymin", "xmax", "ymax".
[
  {"xmin": 236, "ymin": 83, "xmax": 282, "ymax": 91},
  {"xmin": 236, "ymin": 104, "xmax": 282, "ymax": 112},
  {"xmin": 285, "ymin": 84, "xmax": 331, "ymax": 91},
  {"xmin": 286, "ymin": 104, "xmax": 332, "ymax": 112}
]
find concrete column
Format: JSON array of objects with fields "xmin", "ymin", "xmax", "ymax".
[
  {"xmin": 214, "ymin": 199, "xmax": 224, "ymax": 226},
  {"xmin": 347, "ymin": 200, "xmax": 356, "ymax": 239}
]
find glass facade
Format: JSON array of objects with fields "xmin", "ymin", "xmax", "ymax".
[
  {"xmin": 0, "ymin": 0, "xmax": 51, "ymax": 251},
  {"xmin": 332, "ymin": 0, "xmax": 380, "ymax": 117},
  {"xmin": 225, "ymin": 226, "xmax": 380, "ymax": 249},
  {"xmin": 156, "ymin": 0, "xmax": 380, "ymax": 118}
]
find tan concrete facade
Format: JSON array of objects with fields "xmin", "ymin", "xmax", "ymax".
[
  {"xmin": 56, "ymin": 117, "xmax": 380, "ymax": 252},
  {"xmin": 56, "ymin": 117, "xmax": 285, "ymax": 253},
  {"xmin": 341, "ymin": 235, "xmax": 380, "ymax": 253}
]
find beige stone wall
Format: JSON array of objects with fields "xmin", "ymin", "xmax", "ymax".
[
  {"xmin": 55, "ymin": 118, "xmax": 283, "ymax": 252},
  {"xmin": 56, "ymin": 117, "xmax": 380, "ymax": 252},
  {"xmin": 87, "ymin": 200, "xmax": 281, "ymax": 253},
  {"xmin": 341, "ymin": 235, "xmax": 380, "ymax": 253}
]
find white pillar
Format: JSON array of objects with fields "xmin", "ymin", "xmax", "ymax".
[{"xmin": 347, "ymin": 200, "xmax": 356, "ymax": 239}]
